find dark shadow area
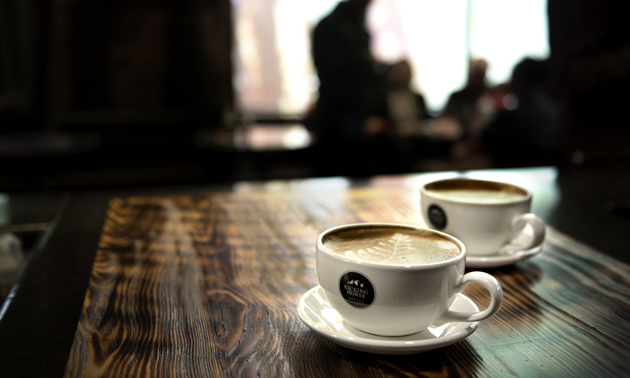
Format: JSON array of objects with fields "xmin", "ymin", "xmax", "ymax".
[
  {"xmin": 0, "ymin": 0, "xmax": 628, "ymax": 244},
  {"xmin": 482, "ymin": 58, "xmax": 558, "ymax": 168},
  {"xmin": 547, "ymin": 0, "xmax": 630, "ymax": 168},
  {"xmin": 1, "ymin": 0, "xmax": 630, "ymax": 192},
  {"xmin": 0, "ymin": 0, "xmax": 236, "ymax": 192}
]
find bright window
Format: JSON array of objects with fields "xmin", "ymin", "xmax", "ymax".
[{"xmin": 232, "ymin": 0, "xmax": 549, "ymax": 116}]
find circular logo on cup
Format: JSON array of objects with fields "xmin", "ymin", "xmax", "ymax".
[
  {"xmin": 428, "ymin": 204, "xmax": 447, "ymax": 229},
  {"xmin": 339, "ymin": 272, "xmax": 375, "ymax": 308}
]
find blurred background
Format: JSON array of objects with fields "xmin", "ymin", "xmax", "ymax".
[{"xmin": 0, "ymin": 0, "xmax": 628, "ymax": 191}]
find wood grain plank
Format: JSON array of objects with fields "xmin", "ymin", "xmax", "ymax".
[{"xmin": 65, "ymin": 188, "xmax": 630, "ymax": 377}]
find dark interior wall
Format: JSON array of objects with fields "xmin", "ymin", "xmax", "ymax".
[
  {"xmin": 45, "ymin": 0, "xmax": 234, "ymax": 126},
  {"xmin": 0, "ymin": 0, "xmax": 238, "ymax": 191},
  {"xmin": 0, "ymin": 1, "xmax": 36, "ymax": 128},
  {"xmin": 547, "ymin": 0, "xmax": 630, "ymax": 165},
  {"xmin": 0, "ymin": 2, "xmax": 31, "ymax": 97}
]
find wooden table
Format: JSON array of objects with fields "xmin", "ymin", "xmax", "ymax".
[{"xmin": 2, "ymin": 167, "xmax": 630, "ymax": 376}]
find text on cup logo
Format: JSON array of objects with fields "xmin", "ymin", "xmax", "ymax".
[{"xmin": 339, "ymin": 272, "xmax": 375, "ymax": 308}]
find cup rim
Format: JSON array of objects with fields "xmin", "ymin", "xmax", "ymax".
[
  {"xmin": 420, "ymin": 178, "xmax": 532, "ymax": 205},
  {"xmin": 317, "ymin": 222, "xmax": 466, "ymax": 269}
]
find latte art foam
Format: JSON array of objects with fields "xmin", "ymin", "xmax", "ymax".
[{"xmin": 323, "ymin": 227, "xmax": 460, "ymax": 265}]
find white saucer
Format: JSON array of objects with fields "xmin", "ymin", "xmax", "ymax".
[
  {"xmin": 297, "ymin": 285, "xmax": 479, "ymax": 355},
  {"xmin": 466, "ymin": 243, "xmax": 543, "ymax": 268}
]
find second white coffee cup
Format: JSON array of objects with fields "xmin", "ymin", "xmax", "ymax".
[
  {"xmin": 420, "ymin": 178, "xmax": 546, "ymax": 256},
  {"xmin": 316, "ymin": 223, "xmax": 503, "ymax": 336}
]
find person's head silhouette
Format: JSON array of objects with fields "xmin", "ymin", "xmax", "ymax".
[{"xmin": 468, "ymin": 59, "xmax": 488, "ymax": 88}]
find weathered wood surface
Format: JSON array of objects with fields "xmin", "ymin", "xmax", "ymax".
[{"xmin": 65, "ymin": 188, "xmax": 630, "ymax": 377}]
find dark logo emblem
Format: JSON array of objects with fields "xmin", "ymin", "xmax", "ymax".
[
  {"xmin": 428, "ymin": 204, "xmax": 447, "ymax": 229},
  {"xmin": 339, "ymin": 272, "xmax": 375, "ymax": 308}
]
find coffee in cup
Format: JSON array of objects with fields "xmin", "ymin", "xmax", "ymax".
[
  {"xmin": 322, "ymin": 225, "xmax": 460, "ymax": 265},
  {"xmin": 420, "ymin": 178, "xmax": 546, "ymax": 256},
  {"xmin": 316, "ymin": 223, "xmax": 503, "ymax": 336}
]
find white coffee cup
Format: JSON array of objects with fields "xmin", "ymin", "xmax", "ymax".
[
  {"xmin": 316, "ymin": 223, "xmax": 503, "ymax": 336},
  {"xmin": 420, "ymin": 178, "xmax": 546, "ymax": 256}
]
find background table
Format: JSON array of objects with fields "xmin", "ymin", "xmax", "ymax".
[{"xmin": 1, "ymin": 167, "xmax": 630, "ymax": 376}]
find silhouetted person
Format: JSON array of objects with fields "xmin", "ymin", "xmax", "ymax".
[
  {"xmin": 363, "ymin": 60, "xmax": 453, "ymax": 165},
  {"xmin": 483, "ymin": 58, "xmax": 558, "ymax": 167},
  {"xmin": 443, "ymin": 59, "xmax": 491, "ymax": 138},
  {"xmin": 347, "ymin": 60, "xmax": 423, "ymax": 173},
  {"xmin": 364, "ymin": 60, "xmax": 429, "ymax": 138},
  {"xmin": 311, "ymin": 0, "xmax": 385, "ymax": 175}
]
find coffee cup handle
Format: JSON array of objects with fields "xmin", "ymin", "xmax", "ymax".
[
  {"xmin": 510, "ymin": 213, "xmax": 546, "ymax": 250},
  {"xmin": 438, "ymin": 272, "xmax": 503, "ymax": 324}
]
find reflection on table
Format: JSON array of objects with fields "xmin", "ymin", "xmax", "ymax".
[{"xmin": 194, "ymin": 123, "xmax": 313, "ymax": 152}]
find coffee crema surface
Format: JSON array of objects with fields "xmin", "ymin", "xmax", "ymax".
[
  {"xmin": 428, "ymin": 189, "xmax": 527, "ymax": 204},
  {"xmin": 322, "ymin": 226, "xmax": 460, "ymax": 265}
]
